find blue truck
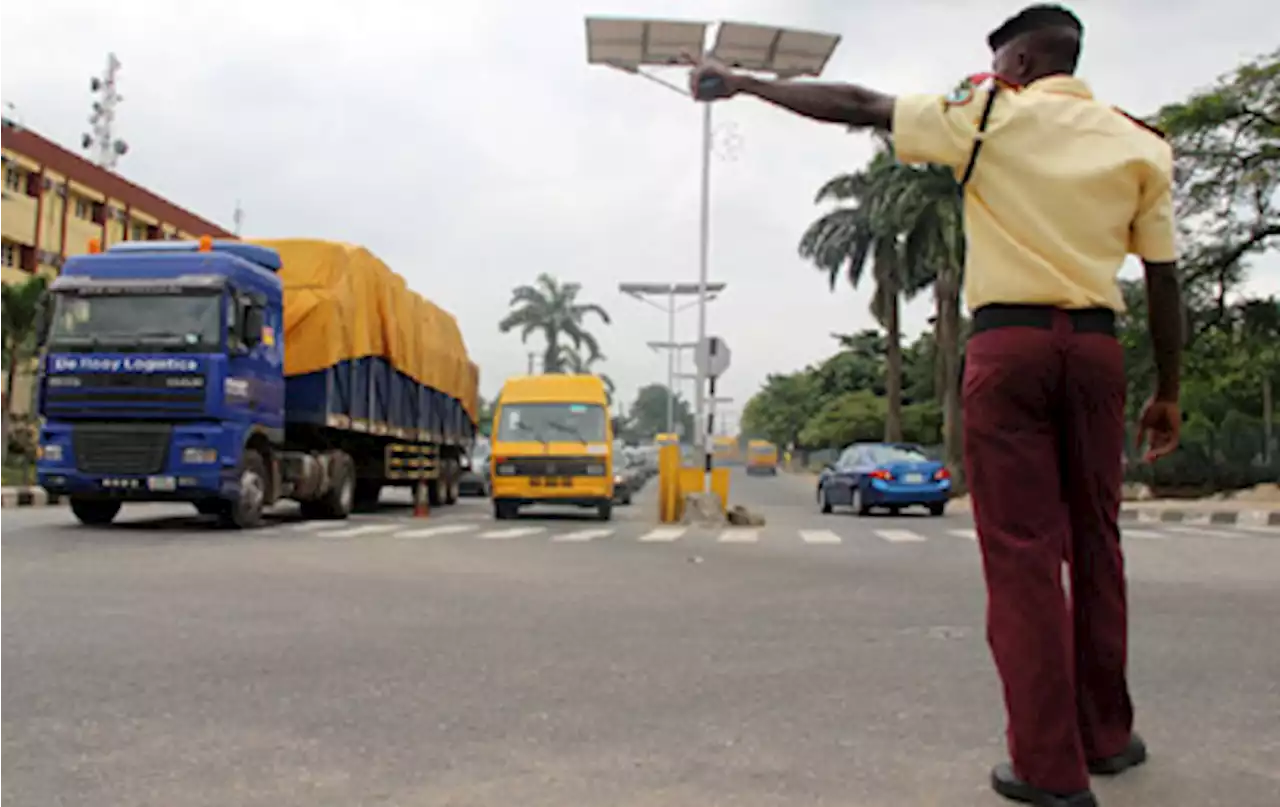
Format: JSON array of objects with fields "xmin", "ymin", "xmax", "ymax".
[{"xmin": 34, "ymin": 238, "xmax": 479, "ymax": 528}]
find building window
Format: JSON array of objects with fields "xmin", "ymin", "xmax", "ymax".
[
  {"xmin": 4, "ymin": 166, "xmax": 24, "ymax": 194},
  {"xmin": 73, "ymin": 196, "xmax": 94, "ymax": 221},
  {"xmin": 1, "ymin": 241, "xmax": 19, "ymax": 269},
  {"xmin": 131, "ymin": 222, "xmax": 147, "ymax": 240}
]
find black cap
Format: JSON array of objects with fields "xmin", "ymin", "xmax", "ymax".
[{"xmin": 987, "ymin": 4, "xmax": 1083, "ymax": 52}]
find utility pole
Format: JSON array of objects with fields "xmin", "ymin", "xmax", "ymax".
[
  {"xmin": 82, "ymin": 53, "xmax": 128, "ymax": 170},
  {"xmin": 232, "ymin": 200, "xmax": 244, "ymax": 236}
]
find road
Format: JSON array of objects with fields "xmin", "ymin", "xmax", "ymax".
[{"xmin": 4, "ymin": 469, "xmax": 1279, "ymax": 807}]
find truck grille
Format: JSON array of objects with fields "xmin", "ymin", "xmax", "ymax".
[
  {"xmin": 44, "ymin": 374, "xmax": 206, "ymax": 419},
  {"xmin": 72, "ymin": 423, "xmax": 173, "ymax": 475},
  {"xmin": 507, "ymin": 456, "xmax": 601, "ymax": 477}
]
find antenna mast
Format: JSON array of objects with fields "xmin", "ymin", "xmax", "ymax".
[{"xmin": 82, "ymin": 53, "xmax": 128, "ymax": 170}]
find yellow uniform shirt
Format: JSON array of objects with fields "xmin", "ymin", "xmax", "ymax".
[{"xmin": 892, "ymin": 76, "xmax": 1177, "ymax": 312}]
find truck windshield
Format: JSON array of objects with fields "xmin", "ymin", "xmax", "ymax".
[
  {"xmin": 496, "ymin": 403, "xmax": 607, "ymax": 443},
  {"xmin": 47, "ymin": 293, "xmax": 222, "ymax": 352}
]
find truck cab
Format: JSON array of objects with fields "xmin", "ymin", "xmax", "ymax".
[{"xmin": 36, "ymin": 239, "xmax": 288, "ymax": 526}]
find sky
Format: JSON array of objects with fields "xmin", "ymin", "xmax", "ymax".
[{"xmin": 3, "ymin": 0, "xmax": 1276, "ymax": 431}]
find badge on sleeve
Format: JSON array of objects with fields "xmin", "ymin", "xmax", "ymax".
[{"xmin": 944, "ymin": 78, "xmax": 976, "ymax": 108}]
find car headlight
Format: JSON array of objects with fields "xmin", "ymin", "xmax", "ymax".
[
  {"xmin": 496, "ymin": 463, "xmax": 516, "ymax": 476},
  {"xmin": 613, "ymin": 474, "xmax": 624, "ymax": 484},
  {"xmin": 586, "ymin": 464, "xmax": 606, "ymax": 476},
  {"xmin": 39, "ymin": 443, "xmax": 63, "ymax": 462},
  {"xmin": 181, "ymin": 447, "xmax": 218, "ymax": 464}
]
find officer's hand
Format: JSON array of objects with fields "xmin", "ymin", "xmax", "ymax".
[
  {"xmin": 681, "ymin": 52, "xmax": 742, "ymax": 101},
  {"xmin": 1136, "ymin": 398, "xmax": 1180, "ymax": 462}
]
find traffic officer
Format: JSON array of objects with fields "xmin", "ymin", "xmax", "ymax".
[{"xmin": 686, "ymin": 5, "xmax": 1183, "ymax": 806}]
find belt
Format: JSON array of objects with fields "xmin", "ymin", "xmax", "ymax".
[{"xmin": 971, "ymin": 304, "xmax": 1116, "ymax": 336}]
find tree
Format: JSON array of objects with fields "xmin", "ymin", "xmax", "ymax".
[
  {"xmin": 2, "ymin": 275, "xmax": 48, "ymax": 416},
  {"xmin": 498, "ymin": 274, "xmax": 611, "ymax": 373},
  {"xmin": 798, "ymin": 142, "xmax": 935, "ymax": 442},
  {"xmin": 1155, "ymin": 48, "xmax": 1279, "ymax": 338},
  {"xmin": 740, "ymin": 371, "xmax": 822, "ymax": 450},
  {"xmin": 628, "ymin": 383, "xmax": 694, "ymax": 441},
  {"xmin": 554, "ymin": 344, "xmax": 616, "ymax": 401}
]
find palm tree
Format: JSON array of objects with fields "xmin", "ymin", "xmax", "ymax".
[
  {"xmin": 798, "ymin": 143, "xmax": 933, "ymax": 442},
  {"xmin": 556, "ymin": 344, "xmax": 616, "ymax": 402},
  {"xmin": 499, "ymin": 274, "xmax": 611, "ymax": 374},
  {"xmin": 2, "ymin": 275, "xmax": 49, "ymax": 416},
  {"xmin": 888, "ymin": 163, "xmax": 966, "ymax": 476}
]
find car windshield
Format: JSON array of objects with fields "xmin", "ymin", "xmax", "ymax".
[
  {"xmin": 48, "ymin": 292, "xmax": 222, "ymax": 352},
  {"xmin": 861, "ymin": 445, "xmax": 930, "ymax": 465},
  {"xmin": 496, "ymin": 402, "xmax": 608, "ymax": 443},
  {"xmin": 749, "ymin": 445, "xmax": 774, "ymax": 455}
]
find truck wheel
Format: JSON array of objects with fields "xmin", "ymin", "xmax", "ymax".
[
  {"xmin": 444, "ymin": 464, "xmax": 460, "ymax": 506},
  {"xmin": 353, "ymin": 480, "xmax": 382, "ymax": 513},
  {"xmin": 306, "ymin": 452, "xmax": 354, "ymax": 520},
  {"xmin": 219, "ymin": 449, "xmax": 268, "ymax": 529},
  {"xmin": 428, "ymin": 477, "xmax": 444, "ymax": 508},
  {"xmin": 70, "ymin": 497, "xmax": 121, "ymax": 526}
]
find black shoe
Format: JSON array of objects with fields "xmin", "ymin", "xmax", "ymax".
[
  {"xmin": 1087, "ymin": 733, "xmax": 1147, "ymax": 776},
  {"xmin": 990, "ymin": 762, "xmax": 1098, "ymax": 806}
]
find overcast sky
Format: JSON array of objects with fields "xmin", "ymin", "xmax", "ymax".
[{"xmin": 3, "ymin": 0, "xmax": 1276, "ymax": 426}]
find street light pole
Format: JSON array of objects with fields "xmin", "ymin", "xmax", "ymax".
[
  {"xmin": 693, "ymin": 99, "xmax": 713, "ymax": 457},
  {"xmin": 666, "ymin": 286, "xmax": 676, "ymax": 432}
]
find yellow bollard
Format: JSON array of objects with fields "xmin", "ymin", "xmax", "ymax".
[
  {"xmin": 658, "ymin": 444, "xmax": 680, "ymax": 523},
  {"xmin": 710, "ymin": 467, "xmax": 730, "ymax": 512}
]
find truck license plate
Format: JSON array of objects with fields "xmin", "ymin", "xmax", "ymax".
[
  {"xmin": 147, "ymin": 475, "xmax": 177, "ymax": 492},
  {"xmin": 905, "ymin": 473, "xmax": 924, "ymax": 484}
]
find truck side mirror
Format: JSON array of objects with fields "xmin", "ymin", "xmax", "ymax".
[
  {"xmin": 34, "ymin": 294, "xmax": 51, "ymax": 348},
  {"xmin": 241, "ymin": 305, "xmax": 265, "ymax": 348}
]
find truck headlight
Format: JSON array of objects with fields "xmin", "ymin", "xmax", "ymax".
[
  {"xmin": 39, "ymin": 443, "xmax": 63, "ymax": 462},
  {"xmin": 495, "ymin": 463, "xmax": 516, "ymax": 476},
  {"xmin": 586, "ymin": 464, "xmax": 606, "ymax": 476},
  {"xmin": 182, "ymin": 447, "xmax": 218, "ymax": 464}
]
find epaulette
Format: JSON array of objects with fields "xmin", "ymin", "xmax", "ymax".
[
  {"xmin": 1113, "ymin": 107, "xmax": 1166, "ymax": 139},
  {"xmin": 964, "ymin": 72, "xmax": 1022, "ymax": 90}
]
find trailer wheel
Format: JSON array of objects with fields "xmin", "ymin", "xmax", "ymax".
[
  {"xmin": 444, "ymin": 460, "xmax": 460, "ymax": 505},
  {"xmin": 304, "ymin": 452, "xmax": 354, "ymax": 520},
  {"xmin": 219, "ymin": 449, "xmax": 268, "ymax": 529},
  {"xmin": 70, "ymin": 497, "xmax": 121, "ymax": 526}
]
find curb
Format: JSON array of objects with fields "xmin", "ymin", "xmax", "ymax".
[
  {"xmin": 1118, "ymin": 507, "xmax": 1280, "ymax": 527},
  {"xmin": 0, "ymin": 487, "xmax": 64, "ymax": 508}
]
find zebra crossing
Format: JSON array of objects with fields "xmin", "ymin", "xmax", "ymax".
[{"xmin": 282, "ymin": 517, "xmax": 1278, "ymax": 546}]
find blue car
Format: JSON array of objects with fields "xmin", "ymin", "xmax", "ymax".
[{"xmin": 817, "ymin": 443, "xmax": 951, "ymax": 516}]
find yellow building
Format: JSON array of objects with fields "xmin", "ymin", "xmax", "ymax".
[{"xmin": 2, "ymin": 116, "xmax": 234, "ymax": 410}]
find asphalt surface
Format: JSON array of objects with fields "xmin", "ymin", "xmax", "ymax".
[{"xmin": 3, "ymin": 469, "xmax": 1279, "ymax": 807}]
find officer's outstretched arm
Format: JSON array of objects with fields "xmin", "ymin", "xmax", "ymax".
[{"xmin": 733, "ymin": 77, "xmax": 896, "ymax": 130}]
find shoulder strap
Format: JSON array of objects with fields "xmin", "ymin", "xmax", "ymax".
[
  {"xmin": 1113, "ymin": 107, "xmax": 1166, "ymax": 140},
  {"xmin": 960, "ymin": 85, "xmax": 1001, "ymax": 189}
]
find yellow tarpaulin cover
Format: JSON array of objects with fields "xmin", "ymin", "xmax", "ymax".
[{"xmin": 251, "ymin": 239, "xmax": 479, "ymax": 422}]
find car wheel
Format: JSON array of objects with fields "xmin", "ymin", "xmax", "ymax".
[
  {"xmin": 818, "ymin": 485, "xmax": 832, "ymax": 514},
  {"xmin": 851, "ymin": 486, "xmax": 869, "ymax": 516},
  {"xmin": 928, "ymin": 502, "xmax": 946, "ymax": 517}
]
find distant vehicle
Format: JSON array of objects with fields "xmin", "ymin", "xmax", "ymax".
[
  {"xmin": 745, "ymin": 439, "xmax": 779, "ymax": 475},
  {"xmin": 458, "ymin": 444, "xmax": 491, "ymax": 497},
  {"xmin": 817, "ymin": 442, "xmax": 951, "ymax": 516},
  {"xmin": 712, "ymin": 435, "xmax": 741, "ymax": 466}
]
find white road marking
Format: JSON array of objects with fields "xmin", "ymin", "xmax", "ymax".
[
  {"xmin": 875, "ymin": 529, "xmax": 928, "ymax": 543},
  {"xmin": 799, "ymin": 529, "xmax": 842, "ymax": 545},
  {"xmin": 552, "ymin": 528, "xmax": 614, "ymax": 542},
  {"xmin": 395, "ymin": 524, "xmax": 478, "ymax": 539},
  {"xmin": 288, "ymin": 521, "xmax": 341, "ymax": 532},
  {"xmin": 477, "ymin": 527, "xmax": 545, "ymax": 540},
  {"xmin": 637, "ymin": 527, "xmax": 685, "ymax": 543},
  {"xmin": 949, "ymin": 528, "xmax": 978, "ymax": 541},
  {"xmin": 317, "ymin": 523, "xmax": 401, "ymax": 539},
  {"xmin": 717, "ymin": 529, "xmax": 758, "ymax": 543},
  {"xmin": 1122, "ymin": 528, "xmax": 1167, "ymax": 539},
  {"xmin": 1165, "ymin": 526, "xmax": 1241, "ymax": 539}
]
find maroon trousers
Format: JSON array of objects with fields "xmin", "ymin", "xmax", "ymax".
[{"xmin": 963, "ymin": 309, "xmax": 1133, "ymax": 794}]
